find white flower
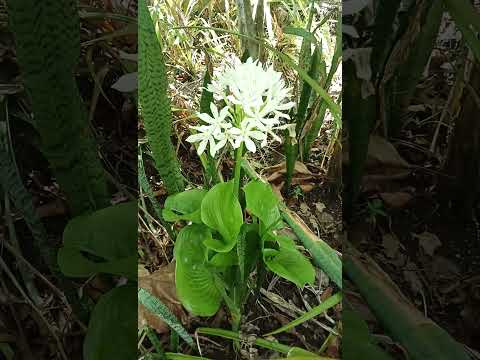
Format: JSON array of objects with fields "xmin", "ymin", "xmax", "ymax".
[
  {"xmin": 186, "ymin": 103, "xmax": 231, "ymax": 157},
  {"xmin": 229, "ymin": 119, "xmax": 267, "ymax": 153},
  {"xmin": 207, "ymin": 57, "xmax": 294, "ymax": 126},
  {"xmin": 191, "ymin": 57, "xmax": 295, "ymax": 156}
]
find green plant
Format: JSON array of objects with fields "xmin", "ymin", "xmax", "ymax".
[
  {"xmin": 164, "ymin": 179, "xmax": 315, "ymax": 329},
  {"xmin": 57, "ymin": 201, "xmax": 137, "ymax": 360},
  {"xmin": 7, "ymin": 0, "xmax": 109, "ymax": 215},
  {"xmin": 161, "ymin": 55, "xmax": 316, "ymax": 329},
  {"xmin": 139, "ymin": 0, "xmax": 185, "ymax": 194},
  {"xmin": 284, "ymin": 5, "xmax": 342, "ymax": 192}
]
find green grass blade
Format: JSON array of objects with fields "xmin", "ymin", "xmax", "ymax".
[
  {"xmin": 138, "ymin": 287, "xmax": 194, "ymax": 347},
  {"xmin": 146, "ymin": 327, "xmax": 166, "ymax": 358},
  {"xmin": 297, "ymin": 46, "xmax": 321, "ymax": 135},
  {"xmin": 138, "ymin": 149, "xmax": 176, "ymax": 240},
  {"xmin": 165, "ymin": 354, "xmax": 213, "ymax": 360},
  {"xmin": 197, "ymin": 328, "xmax": 328, "ymax": 358},
  {"xmin": 303, "ymin": 12, "xmax": 342, "ymax": 157},
  {"xmin": 302, "ymin": 101, "xmax": 327, "ymax": 159},
  {"xmin": 264, "ymin": 292, "xmax": 342, "ymax": 336},
  {"xmin": 283, "ymin": 132, "xmax": 298, "ymax": 193}
]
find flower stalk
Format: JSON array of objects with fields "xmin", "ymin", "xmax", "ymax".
[{"xmin": 233, "ymin": 142, "xmax": 244, "ymax": 198}]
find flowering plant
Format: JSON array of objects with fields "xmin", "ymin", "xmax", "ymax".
[{"xmin": 163, "ymin": 57, "xmax": 315, "ymax": 330}]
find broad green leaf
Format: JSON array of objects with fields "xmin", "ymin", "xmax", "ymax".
[
  {"xmin": 209, "ymin": 251, "xmax": 238, "ymax": 267},
  {"xmin": 163, "ymin": 189, "xmax": 207, "ymax": 223},
  {"xmin": 57, "ymin": 247, "xmax": 136, "ymax": 280},
  {"xmin": 58, "ymin": 201, "xmax": 136, "ymax": 279},
  {"xmin": 282, "ymin": 207, "xmax": 342, "ymax": 289},
  {"xmin": 84, "ymin": 284, "xmax": 136, "ymax": 360},
  {"xmin": 63, "ymin": 201, "xmax": 136, "ymax": 259},
  {"xmin": 174, "ymin": 225, "xmax": 222, "ymax": 316},
  {"xmin": 263, "ymin": 237, "xmax": 315, "ymax": 288},
  {"xmin": 244, "ymin": 180, "xmax": 281, "ymax": 233},
  {"xmin": 201, "ymin": 181, "xmax": 243, "ymax": 252}
]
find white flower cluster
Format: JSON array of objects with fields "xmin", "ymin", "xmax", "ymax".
[{"xmin": 187, "ymin": 57, "xmax": 296, "ymax": 157}]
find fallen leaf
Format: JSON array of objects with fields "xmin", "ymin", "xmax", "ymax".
[
  {"xmin": 380, "ymin": 192, "xmax": 413, "ymax": 208},
  {"xmin": 315, "ymin": 202, "xmax": 326, "ymax": 213},
  {"xmin": 403, "ymin": 261, "xmax": 424, "ymax": 296},
  {"xmin": 299, "ymin": 184, "xmax": 314, "ymax": 192},
  {"xmin": 36, "ymin": 199, "xmax": 68, "ymax": 218},
  {"xmin": 138, "ymin": 262, "xmax": 187, "ymax": 333},
  {"xmin": 414, "ymin": 231, "xmax": 442, "ymax": 256},
  {"xmin": 299, "ymin": 203, "xmax": 310, "ymax": 214},
  {"xmin": 382, "ymin": 233, "xmax": 400, "ymax": 258},
  {"xmin": 317, "ymin": 211, "xmax": 334, "ymax": 224},
  {"xmin": 367, "ymin": 135, "xmax": 411, "ymax": 168}
]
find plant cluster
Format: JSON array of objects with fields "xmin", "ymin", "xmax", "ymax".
[{"xmin": 164, "ymin": 177, "xmax": 315, "ymax": 326}]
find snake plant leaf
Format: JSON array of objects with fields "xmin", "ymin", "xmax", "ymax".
[
  {"xmin": 244, "ymin": 180, "xmax": 281, "ymax": 234},
  {"xmin": 139, "ymin": 0, "xmax": 185, "ymax": 194},
  {"xmin": 201, "ymin": 181, "xmax": 243, "ymax": 252},
  {"xmin": 263, "ymin": 235, "xmax": 315, "ymax": 288},
  {"xmin": 163, "ymin": 189, "xmax": 208, "ymax": 223},
  {"xmin": 7, "ymin": 0, "xmax": 110, "ymax": 215},
  {"xmin": 237, "ymin": 223, "xmax": 262, "ymax": 282},
  {"xmin": 343, "ymin": 309, "xmax": 394, "ymax": 360},
  {"xmin": 174, "ymin": 224, "xmax": 222, "ymax": 316},
  {"xmin": 58, "ymin": 201, "xmax": 137, "ymax": 280},
  {"xmin": 83, "ymin": 284, "xmax": 136, "ymax": 360}
]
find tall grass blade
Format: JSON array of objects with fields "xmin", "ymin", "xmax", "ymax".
[{"xmin": 264, "ymin": 292, "xmax": 342, "ymax": 336}]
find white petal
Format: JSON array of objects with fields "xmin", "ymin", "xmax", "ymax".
[
  {"xmin": 210, "ymin": 103, "xmax": 218, "ymax": 118},
  {"xmin": 198, "ymin": 113, "xmax": 214, "ymax": 124},
  {"xmin": 213, "ymin": 138, "xmax": 227, "ymax": 155},
  {"xmin": 219, "ymin": 106, "xmax": 230, "ymax": 120},
  {"xmin": 197, "ymin": 138, "xmax": 208, "ymax": 155},
  {"xmin": 244, "ymin": 137, "xmax": 256, "ymax": 153},
  {"xmin": 248, "ymin": 130, "xmax": 267, "ymax": 141},
  {"xmin": 186, "ymin": 133, "xmax": 205, "ymax": 143},
  {"xmin": 209, "ymin": 137, "xmax": 217, "ymax": 157}
]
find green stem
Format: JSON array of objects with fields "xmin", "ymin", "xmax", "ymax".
[{"xmin": 233, "ymin": 142, "xmax": 244, "ymax": 197}]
